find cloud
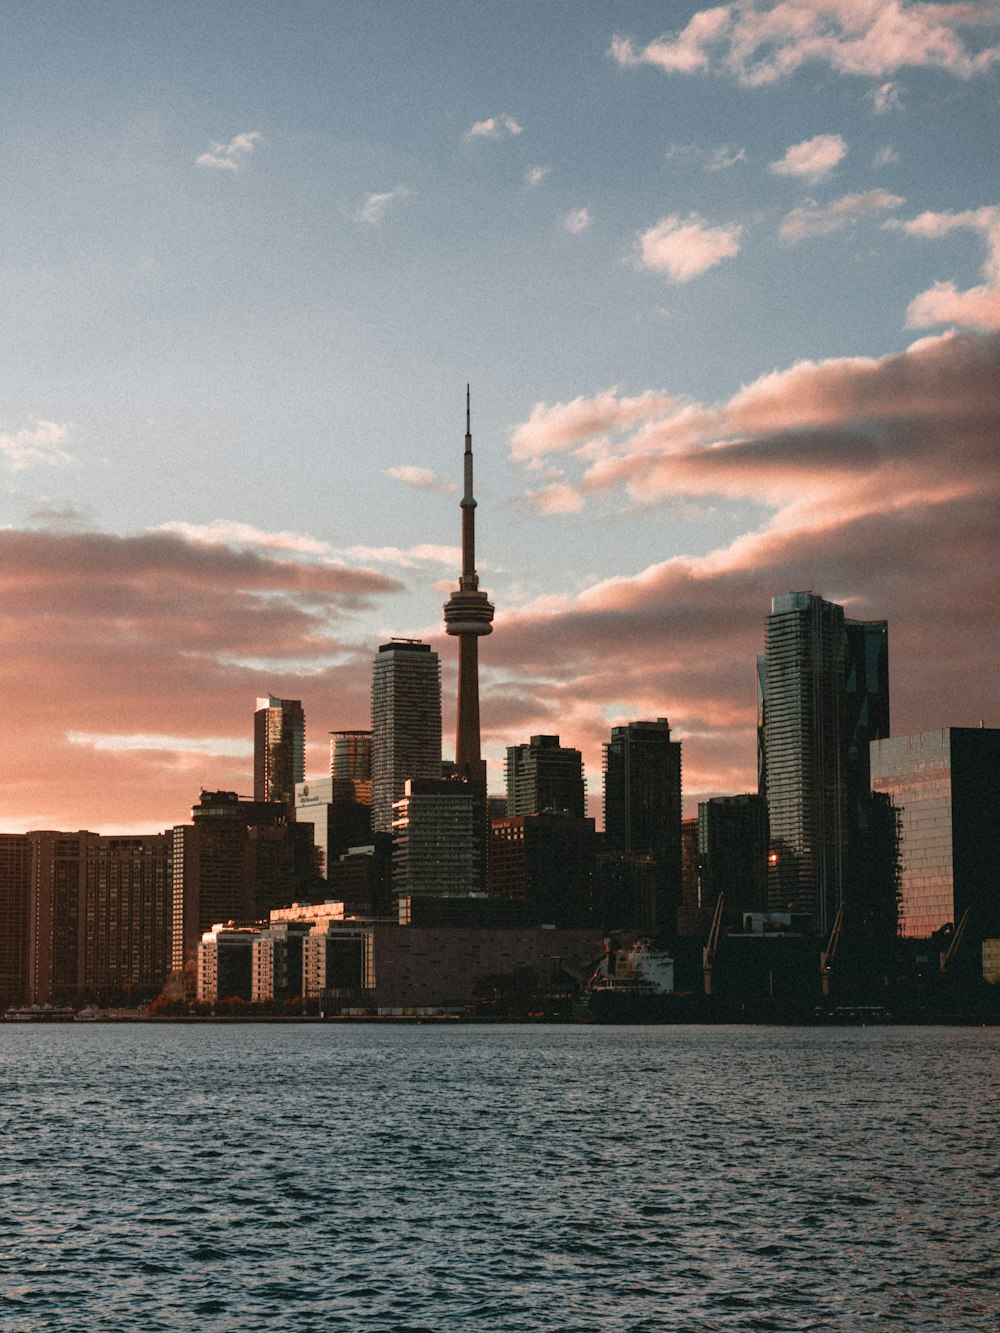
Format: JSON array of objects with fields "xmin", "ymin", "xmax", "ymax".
[
  {"xmin": 492, "ymin": 331, "xmax": 1000, "ymax": 803},
  {"xmin": 610, "ymin": 3, "xmax": 1000, "ymax": 87},
  {"xmin": 780, "ymin": 188, "xmax": 905, "ymax": 240},
  {"xmin": 564, "ymin": 207, "xmax": 591, "ymax": 234},
  {"xmin": 196, "ymin": 131, "xmax": 263, "ymax": 172},
  {"xmin": 0, "ymin": 419, "xmax": 73, "ymax": 470},
  {"xmin": 342, "ymin": 544, "xmax": 461, "ymax": 569},
  {"xmin": 523, "ymin": 165, "xmax": 550, "ymax": 188},
  {"xmin": 873, "ymin": 144, "xmax": 899, "ymax": 168},
  {"xmin": 383, "ymin": 465, "xmax": 457, "ymax": 493},
  {"xmin": 511, "ymin": 388, "xmax": 681, "ymax": 466},
  {"xmin": 890, "ymin": 205, "xmax": 1000, "ymax": 331},
  {"xmin": 634, "ymin": 213, "xmax": 743, "ymax": 283},
  {"xmin": 464, "ymin": 114, "xmax": 523, "ymax": 141},
  {"xmin": 356, "ymin": 186, "xmax": 410, "ymax": 224},
  {"xmin": 770, "ymin": 133, "xmax": 847, "ymax": 183},
  {"xmin": 665, "ymin": 143, "xmax": 746, "ymax": 170},
  {"xmin": 870, "ymin": 80, "xmax": 902, "ymax": 113},
  {"xmin": 0, "ymin": 527, "xmax": 402, "ymax": 831}
]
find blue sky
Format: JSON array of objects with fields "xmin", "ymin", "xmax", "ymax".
[{"xmin": 1, "ymin": 0, "xmax": 998, "ymax": 830}]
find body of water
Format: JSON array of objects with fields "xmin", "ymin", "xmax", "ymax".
[{"xmin": 1, "ymin": 1023, "xmax": 997, "ymax": 1331}]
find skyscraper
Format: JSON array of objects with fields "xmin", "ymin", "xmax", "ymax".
[
  {"xmin": 253, "ymin": 696, "xmax": 305, "ymax": 806},
  {"xmin": 330, "ymin": 730, "xmax": 371, "ymax": 781},
  {"xmin": 603, "ymin": 718, "xmax": 682, "ymax": 934},
  {"xmin": 442, "ymin": 386, "xmax": 494, "ymax": 784},
  {"xmin": 370, "ymin": 640, "xmax": 442, "ymax": 833},
  {"xmin": 758, "ymin": 592, "xmax": 889, "ymax": 935},
  {"xmin": 505, "ymin": 735, "xmax": 586, "ymax": 818}
]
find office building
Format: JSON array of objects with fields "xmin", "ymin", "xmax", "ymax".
[
  {"xmin": 371, "ymin": 640, "xmax": 442, "ymax": 834},
  {"xmin": 171, "ymin": 790, "xmax": 315, "ymax": 988},
  {"xmin": 331, "ymin": 730, "xmax": 371, "ymax": 781},
  {"xmin": 758, "ymin": 592, "xmax": 889, "ymax": 935},
  {"xmin": 603, "ymin": 719, "xmax": 682, "ymax": 934},
  {"xmin": 295, "ymin": 777, "xmax": 372, "ymax": 878},
  {"xmin": 392, "ymin": 776, "xmax": 483, "ymax": 900},
  {"xmin": 505, "ymin": 735, "xmax": 585, "ymax": 818},
  {"xmin": 0, "ymin": 834, "xmax": 31, "ymax": 1009},
  {"xmin": 254, "ymin": 696, "xmax": 305, "ymax": 806},
  {"xmin": 697, "ymin": 794, "xmax": 769, "ymax": 922},
  {"xmin": 490, "ymin": 811, "xmax": 596, "ymax": 926},
  {"xmin": 870, "ymin": 727, "xmax": 1000, "ymax": 942}
]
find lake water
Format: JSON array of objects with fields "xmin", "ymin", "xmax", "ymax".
[{"xmin": 0, "ymin": 1024, "xmax": 997, "ymax": 1331}]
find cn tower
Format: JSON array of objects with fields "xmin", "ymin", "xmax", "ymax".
[{"xmin": 443, "ymin": 386, "xmax": 494, "ymax": 776}]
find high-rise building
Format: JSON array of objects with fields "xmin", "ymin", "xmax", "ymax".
[
  {"xmin": 758, "ymin": 592, "xmax": 889, "ymax": 935},
  {"xmin": 370, "ymin": 641, "xmax": 442, "ymax": 834},
  {"xmin": 330, "ymin": 730, "xmax": 371, "ymax": 781},
  {"xmin": 442, "ymin": 386, "xmax": 494, "ymax": 785},
  {"xmin": 0, "ymin": 834, "xmax": 31, "ymax": 1009},
  {"xmin": 392, "ymin": 776, "xmax": 483, "ymax": 900},
  {"xmin": 254, "ymin": 696, "xmax": 305, "ymax": 806},
  {"xmin": 603, "ymin": 718, "xmax": 682, "ymax": 934},
  {"xmin": 505, "ymin": 735, "xmax": 585, "ymax": 818},
  {"xmin": 871, "ymin": 727, "xmax": 1000, "ymax": 943},
  {"xmin": 490, "ymin": 812, "xmax": 596, "ymax": 926},
  {"xmin": 697, "ymin": 794, "xmax": 769, "ymax": 923},
  {"xmin": 295, "ymin": 777, "xmax": 372, "ymax": 878}
]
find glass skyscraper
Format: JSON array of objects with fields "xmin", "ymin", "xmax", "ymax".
[
  {"xmin": 253, "ymin": 696, "xmax": 305, "ymax": 806},
  {"xmin": 505, "ymin": 734, "xmax": 586, "ymax": 818},
  {"xmin": 370, "ymin": 640, "xmax": 442, "ymax": 834},
  {"xmin": 758, "ymin": 593, "xmax": 889, "ymax": 936}
]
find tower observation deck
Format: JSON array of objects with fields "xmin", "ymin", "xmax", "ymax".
[{"xmin": 443, "ymin": 386, "xmax": 494, "ymax": 771}]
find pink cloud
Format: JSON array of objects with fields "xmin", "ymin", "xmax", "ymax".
[
  {"xmin": 780, "ymin": 187, "xmax": 905, "ymax": 240},
  {"xmin": 634, "ymin": 213, "xmax": 744, "ymax": 283},
  {"xmin": 770, "ymin": 133, "xmax": 847, "ymax": 183},
  {"xmin": 0, "ymin": 529, "xmax": 400, "ymax": 831},
  {"xmin": 890, "ymin": 205, "xmax": 1000, "ymax": 330},
  {"xmin": 611, "ymin": 2, "xmax": 1000, "ymax": 87},
  {"xmin": 496, "ymin": 331, "xmax": 1000, "ymax": 805}
]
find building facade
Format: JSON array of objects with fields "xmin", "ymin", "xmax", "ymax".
[
  {"xmin": 603, "ymin": 719, "xmax": 682, "ymax": 934},
  {"xmin": 254, "ymin": 696, "xmax": 305, "ymax": 806},
  {"xmin": 370, "ymin": 640, "xmax": 442, "ymax": 834},
  {"xmin": 392, "ymin": 776, "xmax": 483, "ymax": 901},
  {"xmin": 490, "ymin": 812, "xmax": 596, "ymax": 926},
  {"xmin": 505, "ymin": 735, "xmax": 586, "ymax": 818},
  {"xmin": 870, "ymin": 727, "xmax": 1000, "ymax": 942},
  {"xmin": 758, "ymin": 592, "xmax": 889, "ymax": 935}
]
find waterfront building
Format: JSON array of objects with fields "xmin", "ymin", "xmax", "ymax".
[
  {"xmin": 490, "ymin": 812, "xmax": 596, "ymax": 926},
  {"xmin": 254, "ymin": 697, "xmax": 305, "ymax": 806},
  {"xmin": 697, "ymin": 794, "xmax": 769, "ymax": 923},
  {"xmin": 758, "ymin": 592, "xmax": 889, "ymax": 935},
  {"xmin": 171, "ymin": 790, "xmax": 315, "ymax": 989},
  {"xmin": 870, "ymin": 727, "xmax": 1000, "ymax": 943},
  {"xmin": 26, "ymin": 830, "xmax": 172, "ymax": 1004},
  {"xmin": 197, "ymin": 924, "xmax": 257, "ymax": 1003},
  {"xmin": 301, "ymin": 923, "xmax": 373, "ymax": 1000},
  {"xmin": 0, "ymin": 834, "xmax": 31, "ymax": 1009},
  {"xmin": 392, "ymin": 776, "xmax": 483, "ymax": 900},
  {"xmin": 250, "ymin": 921, "xmax": 312, "ymax": 1001},
  {"xmin": 603, "ymin": 719, "xmax": 682, "ymax": 934},
  {"xmin": 370, "ymin": 640, "xmax": 442, "ymax": 834},
  {"xmin": 505, "ymin": 735, "xmax": 585, "ymax": 818}
]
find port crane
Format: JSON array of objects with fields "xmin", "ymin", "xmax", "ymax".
[
  {"xmin": 703, "ymin": 893, "xmax": 724, "ymax": 996},
  {"xmin": 820, "ymin": 901, "xmax": 845, "ymax": 998}
]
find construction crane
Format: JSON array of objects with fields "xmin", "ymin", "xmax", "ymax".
[
  {"xmin": 940, "ymin": 907, "xmax": 971, "ymax": 978},
  {"xmin": 820, "ymin": 901, "xmax": 845, "ymax": 999},
  {"xmin": 703, "ymin": 893, "xmax": 725, "ymax": 996}
]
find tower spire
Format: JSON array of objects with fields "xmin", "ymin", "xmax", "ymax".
[{"xmin": 443, "ymin": 384, "xmax": 494, "ymax": 770}]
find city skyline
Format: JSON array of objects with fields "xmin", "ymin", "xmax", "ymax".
[{"xmin": 0, "ymin": 1, "xmax": 998, "ymax": 832}]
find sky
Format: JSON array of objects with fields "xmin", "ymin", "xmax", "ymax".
[{"xmin": 1, "ymin": 0, "xmax": 999, "ymax": 833}]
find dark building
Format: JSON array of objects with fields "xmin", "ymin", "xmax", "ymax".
[
  {"xmin": 505, "ymin": 735, "xmax": 586, "ymax": 818},
  {"xmin": 24, "ymin": 830, "xmax": 172, "ymax": 1004},
  {"xmin": 490, "ymin": 812, "xmax": 596, "ymax": 926},
  {"xmin": 171, "ymin": 790, "xmax": 315, "ymax": 989},
  {"xmin": 595, "ymin": 851, "xmax": 659, "ymax": 935},
  {"xmin": 295, "ymin": 777, "xmax": 372, "ymax": 878},
  {"xmin": 392, "ymin": 776, "xmax": 485, "ymax": 901},
  {"xmin": 871, "ymin": 727, "xmax": 1000, "ymax": 945},
  {"xmin": 677, "ymin": 815, "xmax": 706, "ymax": 938},
  {"xmin": 254, "ymin": 696, "xmax": 305, "ymax": 806},
  {"xmin": 603, "ymin": 718, "xmax": 682, "ymax": 934},
  {"xmin": 698, "ymin": 794, "xmax": 769, "ymax": 926},
  {"xmin": 371, "ymin": 640, "xmax": 442, "ymax": 834},
  {"xmin": 758, "ymin": 592, "xmax": 889, "ymax": 935},
  {"xmin": 0, "ymin": 834, "xmax": 31, "ymax": 1009}
]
